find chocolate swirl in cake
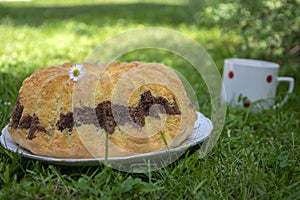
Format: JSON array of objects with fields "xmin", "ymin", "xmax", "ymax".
[
  {"xmin": 56, "ymin": 112, "xmax": 74, "ymax": 132},
  {"xmin": 9, "ymin": 97, "xmax": 46, "ymax": 140},
  {"xmin": 9, "ymin": 96, "xmax": 24, "ymax": 129},
  {"xmin": 10, "ymin": 91, "xmax": 181, "ymax": 136},
  {"xmin": 26, "ymin": 114, "xmax": 46, "ymax": 140},
  {"xmin": 75, "ymin": 90, "xmax": 181, "ymax": 134}
]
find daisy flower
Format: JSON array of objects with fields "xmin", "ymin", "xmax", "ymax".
[{"xmin": 68, "ymin": 64, "xmax": 85, "ymax": 82}]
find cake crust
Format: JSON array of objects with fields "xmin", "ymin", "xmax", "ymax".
[{"xmin": 8, "ymin": 62, "xmax": 197, "ymax": 158}]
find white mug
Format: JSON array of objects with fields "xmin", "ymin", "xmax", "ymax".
[{"xmin": 221, "ymin": 58, "xmax": 294, "ymax": 110}]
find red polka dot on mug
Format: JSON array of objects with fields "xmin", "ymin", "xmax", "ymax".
[
  {"xmin": 266, "ymin": 75, "xmax": 272, "ymax": 83},
  {"xmin": 243, "ymin": 102, "xmax": 251, "ymax": 108},
  {"xmin": 228, "ymin": 71, "xmax": 234, "ymax": 79}
]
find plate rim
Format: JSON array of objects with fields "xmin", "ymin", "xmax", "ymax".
[{"xmin": 0, "ymin": 112, "xmax": 213, "ymax": 165}]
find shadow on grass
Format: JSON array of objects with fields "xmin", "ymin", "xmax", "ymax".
[{"xmin": 0, "ymin": 3, "xmax": 200, "ymax": 27}]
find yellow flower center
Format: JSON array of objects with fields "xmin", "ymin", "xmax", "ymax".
[{"xmin": 73, "ymin": 69, "xmax": 80, "ymax": 77}]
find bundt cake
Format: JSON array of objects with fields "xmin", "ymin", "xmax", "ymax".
[{"xmin": 8, "ymin": 61, "xmax": 197, "ymax": 158}]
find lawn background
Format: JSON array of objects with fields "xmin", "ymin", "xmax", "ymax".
[{"xmin": 0, "ymin": 0, "xmax": 299, "ymax": 199}]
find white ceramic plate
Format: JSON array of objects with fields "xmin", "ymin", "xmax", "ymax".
[{"xmin": 1, "ymin": 112, "xmax": 213, "ymax": 170}]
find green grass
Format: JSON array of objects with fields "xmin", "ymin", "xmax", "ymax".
[{"xmin": 0, "ymin": 0, "xmax": 299, "ymax": 199}]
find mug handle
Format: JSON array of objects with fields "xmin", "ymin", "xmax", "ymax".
[{"xmin": 275, "ymin": 77, "xmax": 294, "ymax": 108}]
